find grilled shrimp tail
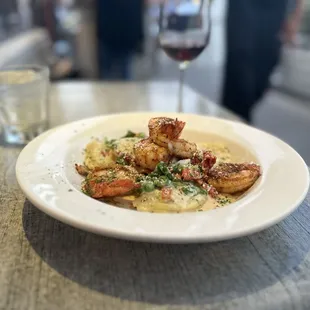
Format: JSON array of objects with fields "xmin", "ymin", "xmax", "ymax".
[
  {"xmin": 148, "ymin": 117, "xmax": 185, "ymax": 147},
  {"xmin": 83, "ymin": 166, "xmax": 140, "ymax": 198}
]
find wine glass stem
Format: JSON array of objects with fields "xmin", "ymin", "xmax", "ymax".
[{"xmin": 178, "ymin": 62, "xmax": 188, "ymax": 113}]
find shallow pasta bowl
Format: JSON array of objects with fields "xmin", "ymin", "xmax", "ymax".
[{"xmin": 16, "ymin": 113, "xmax": 309, "ymax": 243}]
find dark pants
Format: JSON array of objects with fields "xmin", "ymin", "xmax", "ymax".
[
  {"xmin": 222, "ymin": 0, "xmax": 287, "ymax": 122},
  {"xmin": 99, "ymin": 44, "xmax": 132, "ymax": 81}
]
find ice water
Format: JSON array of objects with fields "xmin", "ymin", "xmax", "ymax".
[{"xmin": 0, "ymin": 67, "xmax": 49, "ymax": 144}]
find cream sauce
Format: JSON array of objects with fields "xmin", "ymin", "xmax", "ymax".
[
  {"xmin": 108, "ymin": 192, "xmax": 242, "ymax": 213},
  {"xmin": 199, "ymin": 193, "xmax": 240, "ymax": 212},
  {"xmin": 85, "ymin": 134, "xmax": 259, "ymax": 213}
]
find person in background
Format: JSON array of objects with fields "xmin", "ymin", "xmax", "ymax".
[
  {"xmin": 221, "ymin": 0, "xmax": 304, "ymax": 123},
  {"xmin": 96, "ymin": 0, "xmax": 144, "ymax": 81}
]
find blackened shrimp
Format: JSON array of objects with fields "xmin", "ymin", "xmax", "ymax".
[{"xmin": 208, "ymin": 163, "xmax": 261, "ymax": 194}]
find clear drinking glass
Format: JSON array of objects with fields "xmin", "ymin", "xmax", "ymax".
[
  {"xmin": 158, "ymin": 0, "xmax": 212, "ymax": 112},
  {"xmin": 0, "ymin": 65, "xmax": 49, "ymax": 145}
]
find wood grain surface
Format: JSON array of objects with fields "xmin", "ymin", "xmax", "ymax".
[{"xmin": 0, "ymin": 82, "xmax": 309, "ymax": 310}]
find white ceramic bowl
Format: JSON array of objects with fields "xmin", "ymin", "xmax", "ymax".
[{"xmin": 16, "ymin": 113, "xmax": 309, "ymax": 243}]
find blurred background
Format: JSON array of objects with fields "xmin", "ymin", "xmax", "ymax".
[{"xmin": 0, "ymin": 0, "xmax": 310, "ymax": 162}]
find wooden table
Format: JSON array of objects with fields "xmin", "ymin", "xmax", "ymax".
[{"xmin": 1, "ymin": 82, "xmax": 310, "ymax": 310}]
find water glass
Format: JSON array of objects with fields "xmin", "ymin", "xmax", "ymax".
[{"xmin": 0, "ymin": 65, "xmax": 49, "ymax": 145}]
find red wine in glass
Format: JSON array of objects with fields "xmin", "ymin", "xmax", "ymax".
[
  {"xmin": 158, "ymin": 0, "xmax": 212, "ymax": 112},
  {"xmin": 161, "ymin": 41, "xmax": 208, "ymax": 62}
]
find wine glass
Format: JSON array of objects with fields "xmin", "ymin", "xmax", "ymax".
[{"xmin": 158, "ymin": 0, "xmax": 212, "ymax": 112}]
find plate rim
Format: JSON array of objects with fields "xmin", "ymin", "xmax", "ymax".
[{"xmin": 16, "ymin": 112, "xmax": 310, "ymax": 243}]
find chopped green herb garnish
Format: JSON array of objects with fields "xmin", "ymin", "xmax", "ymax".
[
  {"xmin": 122, "ymin": 130, "xmax": 146, "ymax": 138},
  {"xmin": 216, "ymin": 196, "xmax": 231, "ymax": 206},
  {"xmin": 153, "ymin": 176, "xmax": 171, "ymax": 188},
  {"xmin": 116, "ymin": 157, "xmax": 126, "ymax": 165},
  {"xmin": 104, "ymin": 138, "xmax": 117, "ymax": 150},
  {"xmin": 136, "ymin": 132, "xmax": 146, "ymax": 138},
  {"xmin": 149, "ymin": 171, "xmax": 159, "ymax": 178},
  {"xmin": 116, "ymin": 152, "xmax": 132, "ymax": 166},
  {"xmin": 199, "ymin": 188, "xmax": 208, "ymax": 195},
  {"xmin": 136, "ymin": 175, "xmax": 144, "ymax": 182},
  {"xmin": 82, "ymin": 181, "xmax": 93, "ymax": 196},
  {"xmin": 181, "ymin": 184, "xmax": 199, "ymax": 196},
  {"xmin": 154, "ymin": 162, "xmax": 174, "ymax": 180},
  {"xmin": 172, "ymin": 163, "xmax": 183, "ymax": 173},
  {"xmin": 82, "ymin": 187, "xmax": 88, "ymax": 195},
  {"xmin": 177, "ymin": 181, "xmax": 208, "ymax": 196}
]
